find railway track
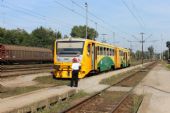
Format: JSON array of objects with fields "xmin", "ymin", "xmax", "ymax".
[
  {"xmin": 60, "ymin": 62, "xmax": 156, "ymax": 113},
  {"xmin": 0, "ymin": 64, "xmax": 53, "ymax": 78}
]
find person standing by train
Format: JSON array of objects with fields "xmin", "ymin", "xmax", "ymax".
[{"xmin": 70, "ymin": 57, "xmax": 81, "ymax": 87}]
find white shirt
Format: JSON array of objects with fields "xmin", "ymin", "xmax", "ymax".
[{"xmin": 72, "ymin": 63, "xmax": 81, "ymax": 70}]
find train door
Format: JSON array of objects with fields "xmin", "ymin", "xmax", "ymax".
[
  {"xmin": 115, "ymin": 48, "xmax": 121, "ymax": 68},
  {"xmin": 91, "ymin": 43, "xmax": 95, "ymax": 70},
  {"xmin": 124, "ymin": 52, "xmax": 127, "ymax": 67}
]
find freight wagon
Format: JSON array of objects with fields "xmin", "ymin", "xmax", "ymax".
[{"xmin": 0, "ymin": 44, "xmax": 52, "ymax": 64}]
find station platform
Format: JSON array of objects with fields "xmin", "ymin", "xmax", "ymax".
[
  {"xmin": 134, "ymin": 63, "xmax": 170, "ymax": 113},
  {"xmin": 0, "ymin": 86, "xmax": 75, "ymax": 113}
]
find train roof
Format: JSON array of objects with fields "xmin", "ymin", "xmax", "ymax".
[
  {"xmin": 56, "ymin": 38, "xmax": 116, "ymax": 47},
  {"xmin": 56, "ymin": 38, "xmax": 86, "ymax": 42},
  {"xmin": 56, "ymin": 38, "xmax": 130, "ymax": 49},
  {"xmin": 0, "ymin": 44, "xmax": 51, "ymax": 52}
]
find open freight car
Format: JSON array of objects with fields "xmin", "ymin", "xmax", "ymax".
[{"xmin": 0, "ymin": 44, "xmax": 52, "ymax": 64}]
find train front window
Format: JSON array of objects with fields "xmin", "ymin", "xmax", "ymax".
[{"xmin": 57, "ymin": 41, "xmax": 84, "ymax": 56}]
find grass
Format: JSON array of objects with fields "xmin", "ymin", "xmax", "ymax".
[
  {"xmin": 38, "ymin": 90, "xmax": 89, "ymax": 113},
  {"xmin": 166, "ymin": 64, "xmax": 170, "ymax": 69},
  {"xmin": 131, "ymin": 95, "xmax": 143, "ymax": 113},
  {"xmin": 0, "ymin": 86, "xmax": 41, "ymax": 98},
  {"xmin": 34, "ymin": 76, "xmax": 70, "ymax": 86},
  {"xmin": 130, "ymin": 59, "xmax": 150, "ymax": 66},
  {"xmin": 160, "ymin": 60, "xmax": 170, "ymax": 70},
  {"xmin": 0, "ymin": 76, "xmax": 70, "ymax": 98},
  {"xmin": 100, "ymin": 69, "xmax": 138, "ymax": 85}
]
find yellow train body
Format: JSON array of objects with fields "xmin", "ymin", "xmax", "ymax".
[{"xmin": 53, "ymin": 38, "xmax": 130, "ymax": 79}]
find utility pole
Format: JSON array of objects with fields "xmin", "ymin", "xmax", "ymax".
[
  {"xmin": 101, "ymin": 34, "xmax": 107, "ymax": 43},
  {"xmin": 161, "ymin": 34, "xmax": 163, "ymax": 60},
  {"xmin": 113, "ymin": 32, "xmax": 115, "ymax": 45},
  {"xmin": 85, "ymin": 2, "xmax": 88, "ymax": 39},
  {"xmin": 140, "ymin": 32, "xmax": 144, "ymax": 66},
  {"xmin": 94, "ymin": 22, "xmax": 97, "ymax": 40}
]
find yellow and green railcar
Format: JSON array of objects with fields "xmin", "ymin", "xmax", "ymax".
[
  {"xmin": 115, "ymin": 47, "xmax": 130, "ymax": 68},
  {"xmin": 53, "ymin": 38, "xmax": 130, "ymax": 79}
]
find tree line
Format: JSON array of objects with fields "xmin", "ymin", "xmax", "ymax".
[
  {"xmin": 130, "ymin": 46, "xmax": 156, "ymax": 60},
  {"xmin": 0, "ymin": 25, "xmax": 159, "ymax": 60},
  {"xmin": 0, "ymin": 25, "xmax": 98, "ymax": 49}
]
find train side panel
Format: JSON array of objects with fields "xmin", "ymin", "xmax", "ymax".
[{"xmin": 96, "ymin": 45, "xmax": 115, "ymax": 72}]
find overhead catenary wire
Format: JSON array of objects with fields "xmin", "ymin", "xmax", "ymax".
[
  {"xmin": 70, "ymin": 0, "xmax": 135, "ymax": 37},
  {"xmin": 69, "ymin": 0, "xmax": 144, "ymax": 44},
  {"xmin": 121, "ymin": 0, "xmax": 145, "ymax": 31},
  {"xmin": 54, "ymin": 0, "xmax": 115, "ymax": 36},
  {"xmin": 131, "ymin": 0, "xmax": 146, "ymax": 29},
  {"xmin": 1, "ymin": 1, "xmax": 74, "ymax": 29}
]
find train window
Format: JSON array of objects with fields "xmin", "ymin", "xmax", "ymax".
[
  {"xmin": 104, "ymin": 48, "xmax": 107, "ymax": 56},
  {"xmin": 119, "ymin": 50, "xmax": 123, "ymax": 56},
  {"xmin": 57, "ymin": 41, "xmax": 84, "ymax": 56},
  {"xmin": 97, "ymin": 46, "xmax": 100, "ymax": 55},
  {"xmin": 110, "ymin": 49, "xmax": 112, "ymax": 56},
  {"xmin": 103, "ymin": 47, "xmax": 105, "ymax": 55},
  {"xmin": 107, "ymin": 48, "xmax": 110, "ymax": 56},
  {"xmin": 99, "ymin": 47, "xmax": 103, "ymax": 55},
  {"xmin": 87, "ymin": 44, "xmax": 90, "ymax": 55}
]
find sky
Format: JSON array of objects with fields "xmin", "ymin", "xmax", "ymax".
[{"xmin": 0, "ymin": 0, "xmax": 169, "ymax": 53}]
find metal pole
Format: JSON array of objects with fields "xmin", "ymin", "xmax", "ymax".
[
  {"xmin": 95, "ymin": 22, "xmax": 97, "ymax": 40},
  {"xmin": 168, "ymin": 48, "xmax": 170, "ymax": 59},
  {"xmin": 140, "ymin": 32, "xmax": 144, "ymax": 65},
  {"xmin": 1, "ymin": 0, "xmax": 5, "ymax": 28},
  {"xmin": 161, "ymin": 35, "xmax": 163, "ymax": 60},
  {"xmin": 113, "ymin": 32, "xmax": 115, "ymax": 45},
  {"xmin": 85, "ymin": 2, "xmax": 88, "ymax": 39}
]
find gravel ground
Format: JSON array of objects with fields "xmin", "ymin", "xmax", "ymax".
[
  {"xmin": 134, "ymin": 63, "xmax": 170, "ymax": 113},
  {"xmin": 0, "ymin": 73, "xmax": 51, "ymax": 87}
]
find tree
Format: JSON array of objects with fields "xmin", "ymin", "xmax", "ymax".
[
  {"xmin": 0, "ymin": 27, "xmax": 6, "ymax": 44},
  {"xmin": 135, "ymin": 50, "xmax": 142, "ymax": 60},
  {"xmin": 166, "ymin": 41, "xmax": 170, "ymax": 59},
  {"xmin": 56, "ymin": 31, "xmax": 62, "ymax": 39},
  {"xmin": 70, "ymin": 25, "xmax": 98, "ymax": 40},
  {"xmin": 0, "ymin": 27, "xmax": 31, "ymax": 45},
  {"xmin": 31, "ymin": 26, "xmax": 56, "ymax": 48},
  {"xmin": 148, "ymin": 46, "xmax": 154, "ymax": 60},
  {"xmin": 63, "ymin": 35, "xmax": 69, "ymax": 38}
]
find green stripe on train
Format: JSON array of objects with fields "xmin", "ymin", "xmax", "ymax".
[{"xmin": 98, "ymin": 56, "xmax": 114, "ymax": 72}]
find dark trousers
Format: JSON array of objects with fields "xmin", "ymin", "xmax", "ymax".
[{"xmin": 70, "ymin": 70, "xmax": 79, "ymax": 87}]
